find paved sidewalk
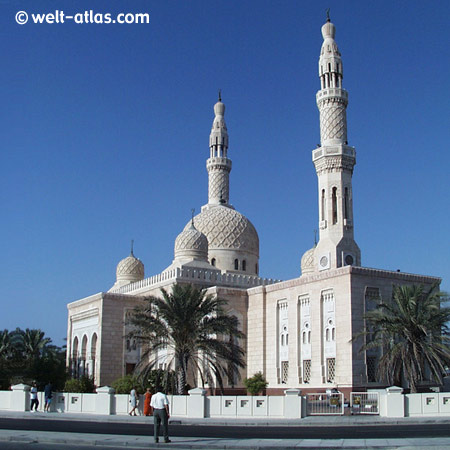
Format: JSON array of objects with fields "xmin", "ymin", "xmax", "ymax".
[{"xmin": 1, "ymin": 411, "xmax": 450, "ymax": 449}]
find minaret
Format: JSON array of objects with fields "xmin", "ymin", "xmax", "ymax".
[
  {"xmin": 205, "ymin": 91, "xmax": 232, "ymax": 207},
  {"xmin": 311, "ymin": 15, "xmax": 361, "ymax": 272}
]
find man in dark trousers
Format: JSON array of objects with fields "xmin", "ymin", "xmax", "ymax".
[{"xmin": 150, "ymin": 385, "xmax": 170, "ymax": 443}]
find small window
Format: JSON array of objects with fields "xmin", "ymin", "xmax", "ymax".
[
  {"xmin": 332, "ymin": 187, "xmax": 338, "ymax": 224},
  {"xmin": 242, "ymin": 260, "xmax": 246, "ymax": 271},
  {"xmin": 211, "ymin": 258, "xmax": 216, "ymax": 267},
  {"xmin": 321, "ymin": 189, "xmax": 326, "ymax": 221},
  {"xmin": 234, "ymin": 259, "xmax": 239, "ymax": 270},
  {"xmin": 344, "ymin": 187, "xmax": 349, "ymax": 220}
]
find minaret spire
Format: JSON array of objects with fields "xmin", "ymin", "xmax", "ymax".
[
  {"xmin": 309, "ymin": 17, "xmax": 361, "ymax": 271},
  {"xmin": 206, "ymin": 93, "xmax": 232, "ymax": 206}
]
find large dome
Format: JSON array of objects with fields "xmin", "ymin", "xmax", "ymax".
[{"xmin": 185, "ymin": 205, "xmax": 259, "ymax": 257}]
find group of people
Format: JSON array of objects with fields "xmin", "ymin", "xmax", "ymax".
[
  {"xmin": 129, "ymin": 386, "xmax": 171, "ymax": 443},
  {"xmin": 29, "ymin": 382, "xmax": 53, "ymax": 412},
  {"xmin": 29, "ymin": 382, "xmax": 170, "ymax": 443}
]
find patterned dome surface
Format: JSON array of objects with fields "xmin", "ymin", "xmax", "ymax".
[
  {"xmin": 175, "ymin": 224, "xmax": 208, "ymax": 257},
  {"xmin": 116, "ymin": 253, "xmax": 144, "ymax": 280},
  {"xmin": 185, "ymin": 206, "xmax": 259, "ymax": 256},
  {"xmin": 301, "ymin": 247, "xmax": 315, "ymax": 275}
]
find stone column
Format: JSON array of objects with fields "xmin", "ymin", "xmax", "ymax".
[
  {"xmin": 96, "ymin": 386, "xmax": 115, "ymax": 415},
  {"xmin": 385, "ymin": 386, "xmax": 404, "ymax": 417},
  {"xmin": 187, "ymin": 387, "xmax": 206, "ymax": 418},
  {"xmin": 11, "ymin": 384, "xmax": 30, "ymax": 411},
  {"xmin": 284, "ymin": 388, "xmax": 302, "ymax": 418}
]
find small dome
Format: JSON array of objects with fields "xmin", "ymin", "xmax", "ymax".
[
  {"xmin": 116, "ymin": 252, "xmax": 144, "ymax": 283},
  {"xmin": 214, "ymin": 100, "xmax": 225, "ymax": 117},
  {"xmin": 321, "ymin": 21, "xmax": 335, "ymax": 40},
  {"xmin": 174, "ymin": 223, "xmax": 208, "ymax": 261},
  {"xmin": 301, "ymin": 247, "xmax": 315, "ymax": 275}
]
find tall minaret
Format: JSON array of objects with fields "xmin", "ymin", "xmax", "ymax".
[
  {"xmin": 205, "ymin": 91, "xmax": 232, "ymax": 207},
  {"xmin": 309, "ymin": 15, "xmax": 361, "ymax": 272}
]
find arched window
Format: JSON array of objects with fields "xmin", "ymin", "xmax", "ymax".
[
  {"xmin": 326, "ymin": 328, "xmax": 330, "ymax": 342},
  {"xmin": 211, "ymin": 258, "xmax": 216, "ymax": 267},
  {"xmin": 332, "ymin": 187, "xmax": 338, "ymax": 224},
  {"xmin": 81, "ymin": 335, "xmax": 88, "ymax": 360},
  {"xmin": 72, "ymin": 336, "xmax": 79, "ymax": 360},
  {"xmin": 332, "ymin": 328, "xmax": 336, "ymax": 341},
  {"xmin": 255, "ymin": 263, "xmax": 258, "ymax": 274},
  {"xmin": 286, "ymin": 333, "xmax": 289, "ymax": 345},
  {"xmin": 234, "ymin": 259, "xmax": 239, "ymax": 270},
  {"xmin": 242, "ymin": 260, "xmax": 246, "ymax": 271},
  {"xmin": 281, "ymin": 334, "xmax": 284, "ymax": 346},
  {"xmin": 321, "ymin": 189, "xmax": 326, "ymax": 221},
  {"xmin": 302, "ymin": 332, "xmax": 306, "ymax": 344},
  {"xmin": 344, "ymin": 187, "xmax": 349, "ymax": 221},
  {"xmin": 308, "ymin": 331, "xmax": 311, "ymax": 343}
]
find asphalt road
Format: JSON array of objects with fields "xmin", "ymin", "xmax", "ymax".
[{"xmin": 1, "ymin": 417, "xmax": 450, "ymax": 440}]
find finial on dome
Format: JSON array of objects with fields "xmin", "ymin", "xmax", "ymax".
[
  {"xmin": 326, "ymin": 8, "xmax": 330, "ymax": 22},
  {"xmin": 191, "ymin": 208, "xmax": 195, "ymax": 227},
  {"xmin": 218, "ymin": 89, "xmax": 222, "ymax": 102},
  {"xmin": 130, "ymin": 239, "xmax": 134, "ymax": 256}
]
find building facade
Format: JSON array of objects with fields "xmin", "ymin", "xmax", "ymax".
[{"xmin": 67, "ymin": 18, "xmax": 440, "ymax": 394}]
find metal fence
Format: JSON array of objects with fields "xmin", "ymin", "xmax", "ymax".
[
  {"xmin": 350, "ymin": 392, "xmax": 379, "ymax": 415},
  {"xmin": 306, "ymin": 393, "xmax": 344, "ymax": 415}
]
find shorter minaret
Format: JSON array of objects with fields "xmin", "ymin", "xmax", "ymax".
[
  {"xmin": 206, "ymin": 91, "xmax": 232, "ymax": 207},
  {"xmin": 302, "ymin": 15, "xmax": 361, "ymax": 274}
]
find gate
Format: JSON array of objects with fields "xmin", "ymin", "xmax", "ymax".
[
  {"xmin": 350, "ymin": 392, "xmax": 379, "ymax": 415},
  {"xmin": 306, "ymin": 392, "xmax": 344, "ymax": 415}
]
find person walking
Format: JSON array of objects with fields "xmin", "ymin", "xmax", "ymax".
[
  {"xmin": 129, "ymin": 387, "xmax": 138, "ymax": 416},
  {"xmin": 44, "ymin": 382, "xmax": 53, "ymax": 412},
  {"xmin": 143, "ymin": 388, "xmax": 153, "ymax": 416},
  {"xmin": 30, "ymin": 382, "xmax": 39, "ymax": 412},
  {"xmin": 150, "ymin": 385, "xmax": 170, "ymax": 443}
]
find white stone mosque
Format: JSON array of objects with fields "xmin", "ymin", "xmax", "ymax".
[{"xmin": 67, "ymin": 17, "xmax": 440, "ymax": 395}]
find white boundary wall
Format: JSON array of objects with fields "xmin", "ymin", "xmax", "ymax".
[{"xmin": 4, "ymin": 385, "xmax": 450, "ymax": 419}]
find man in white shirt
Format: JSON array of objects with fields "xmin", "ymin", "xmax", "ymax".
[{"xmin": 150, "ymin": 385, "xmax": 170, "ymax": 443}]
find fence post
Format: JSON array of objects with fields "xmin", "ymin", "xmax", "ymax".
[
  {"xmin": 96, "ymin": 386, "xmax": 115, "ymax": 415},
  {"xmin": 284, "ymin": 389, "xmax": 302, "ymax": 418},
  {"xmin": 385, "ymin": 386, "xmax": 404, "ymax": 417},
  {"xmin": 11, "ymin": 383, "xmax": 30, "ymax": 412},
  {"xmin": 187, "ymin": 387, "xmax": 206, "ymax": 418}
]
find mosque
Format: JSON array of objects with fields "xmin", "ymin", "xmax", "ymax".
[{"xmin": 66, "ymin": 17, "xmax": 440, "ymax": 394}]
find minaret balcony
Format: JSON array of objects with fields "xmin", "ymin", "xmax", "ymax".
[
  {"xmin": 206, "ymin": 157, "xmax": 232, "ymax": 169},
  {"xmin": 317, "ymin": 87, "xmax": 348, "ymax": 101},
  {"xmin": 312, "ymin": 144, "xmax": 355, "ymax": 162}
]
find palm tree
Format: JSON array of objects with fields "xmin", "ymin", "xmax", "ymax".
[
  {"xmin": 0, "ymin": 329, "xmax": 13, "ymax": 360},
  {"xmin": 127, "ymin": 283, "xmax": 246, "ymax": 395},
  {"xmin": 17, "ymin": 328, "xmax": 52, "ymax": 360},
  {"xmin": 361, "ymin": 283, "xmax": 450, "ymax": 393}
]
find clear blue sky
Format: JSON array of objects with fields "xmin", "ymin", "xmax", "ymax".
[{"xmin": 1, "ymin": 0, "xmax": 449, "ymax": 347}]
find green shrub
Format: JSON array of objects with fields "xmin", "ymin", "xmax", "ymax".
[
  {"xmin": 64, "ymin": 376, "xmax": 95, "ymax": 393},
  {"xmin": 243, "ymin": 372, "xmax": 268, "ymax": 395},
  {"xmin": 111, "ymin": 374, "xmax": 139, "ymax": 394}
]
